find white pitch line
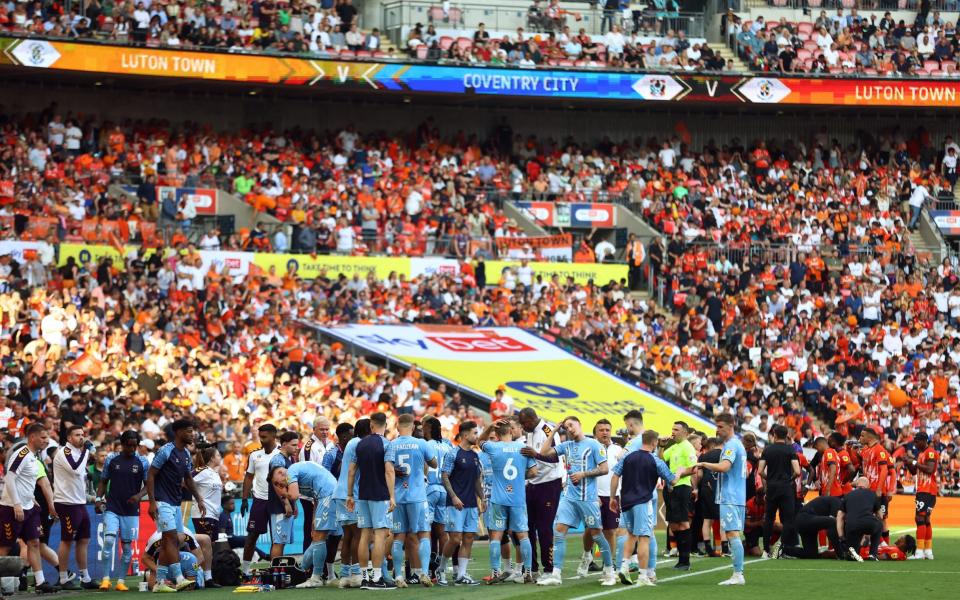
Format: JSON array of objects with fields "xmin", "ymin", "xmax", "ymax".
[
  {"xmin": 751, "ymin": 568, "xmax": 960, "ymax": 574},
  {"xmin": 568, "ymin": 558, "xmax": 769, "ymax": 600}
]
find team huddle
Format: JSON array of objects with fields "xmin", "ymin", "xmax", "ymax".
[
  {"xmin": 0, "ymin": 407, "xmax": 940, "ymax": 593},
  {"xmin": 298, "ymin": 409, "xmax": 751, "ymax": 589}
]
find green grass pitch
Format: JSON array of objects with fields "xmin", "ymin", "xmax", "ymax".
[{"xmin": 56, "ymin": 528, "xmax": 959, "ymax": 600}]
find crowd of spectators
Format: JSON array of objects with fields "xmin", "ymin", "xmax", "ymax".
[
  {"xmin": 11, "ymin": 0, "xmax": 960, "ymax": 78},
  {"xmin": 0, "ymin": 0, "xmax": 386, "ymax": 56},
  {"xmin": 406, "ymin": 22, "xmax": 732, "ymax": 71},
  {"xmin": 0, "ymin": 0, "xmax": 730, "ymax": 72},
  {"xmin": 730, "ymin": 8, "xmax": 960, "ymax": 75},
  {"xmin": 2, "ymin": 105, "xmax": 960, "ymax": 492}
]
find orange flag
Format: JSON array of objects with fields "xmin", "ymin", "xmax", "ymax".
[{"xmin": 70, "ymin": 353, "xmax": 105, "ymax": 379}]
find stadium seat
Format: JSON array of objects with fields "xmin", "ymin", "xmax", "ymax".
[
  {"xmin": 798, "ymin": 22, "xmax": 814, "ymax": 35},
  {"xmin": 416, "ymin": 45, "xmax": 428, "ymax": 59},
  {"xmin": 429, "ymin": 6, "xmax": 444, "ymax": 22},
  {"xmin": 448, "ymin": 7, "xmax": 462, "ymax": 24},
  {"xmin": 439, "ymin": 36, "xmax": 454, "ymax": 50},
  {"xmin": 340, "ymin": 50, "xmax": 356, "ymax": 59},
  {"xmin": 924, "ymin": 60, "xmax": 940, "ymax": 72},
  {"xmin": 356, "ymin": 50, "xmax": 372, "ymax": 58},
  {"xmin": 456, "ymin": 37, "xmax": 472, "ymax": 51}
]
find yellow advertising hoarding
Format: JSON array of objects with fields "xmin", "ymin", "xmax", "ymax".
[{"xmin": 318, "ymin": 324, "xmax": 714, "ymax": 436}]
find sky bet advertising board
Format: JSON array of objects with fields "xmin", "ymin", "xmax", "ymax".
[{"xmin": 318, "ymin": 324, "xmax": 713, "ymax": 435}]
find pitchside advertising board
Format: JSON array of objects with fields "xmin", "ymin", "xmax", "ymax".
[{"xmin": 318, "ymin": 324, "xmax": 713, "ymax": 435}]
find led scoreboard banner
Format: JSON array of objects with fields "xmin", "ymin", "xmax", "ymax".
[{"xmin": 4, "ymin": 35, "xmax": 960, "ymax": 108}]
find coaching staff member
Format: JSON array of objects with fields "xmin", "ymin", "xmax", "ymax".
[{"xmin": 837, "ymin": 477, "xmax": 883, "ymax": 561}]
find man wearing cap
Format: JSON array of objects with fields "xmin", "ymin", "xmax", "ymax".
[
  {"xmin": 858, "ymin": 426, "xmax": 891, "ymax": 543},
  {"xmin": 96, "ymin": 431, "xmax": 151, "ymax": 591},
  {"xmin": 53, "ymin": 425, "xmax": 98, "ymax": 589},
  {"xmin": 241, "ymin": 424, "xmax": 279, "ymax": 577},
  {"xmin": 139, "ymin": 438, "xmax": 156, "ymax": 464}
]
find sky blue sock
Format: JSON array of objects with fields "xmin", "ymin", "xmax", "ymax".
[
  {"xmin": 519, "ymin": 537, "xmax": 532, "ymax": 571},
  {"xmin": 553, "ymin": 531, "xmax": 567, "ymax": 572},
  {"xmin": 489, "ymin": 538, "xmax": 501, "ymax": 572},
  {"xmin": 648, "ymin": 535, "xmax": 658, "ymax": 570},
  {"xmin": 351, "ymin": 563, "xmax": 361, "ymax": 576},
  {"xmin": 380, "ymin": 558, "xmax": 394, "ymax": 585},
  {"xmin": 615, "ymin": 535, "xmax": 626, "ymax": 569},
  {"xmin": 168, "ymin": 562, "xmax": 182, "ymax": 582},
  {"xmin": 730, "ymin": 536, "xmax": 744, "ymax": 574},
  {"xmin": 313, "ymin": 543, "xmax": 327, "ymax": 577},
  {"xmin": 593, "ymin": 534, "xmax": 612, "ymax": 568},
  {"xmin": 156, "ymin": 565, "xmax": 168, "ymax": 584},
  {"xmin": 100, "ymin": 535, "xmax": 116, "ymax": 579},
  {"xmin": 118, "ymin": 544, "xmax": 133, "ymax": 580},
  {"xmin": 392, "ymin": 540, "xmax": 405, "ymax": 579},
  {"xmin": 417, "ymin": 538, "xmax": 431, "ymax": 576}
]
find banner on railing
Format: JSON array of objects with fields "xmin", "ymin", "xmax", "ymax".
[
  {"xmin": 516, "ymin": 202, "xmax": 616, "ymax": 228},
  {"xmin": 495, "ymin": 234, "xmax": 573, "ymax": 261},
  {"xmin": 158, "ymin": 186, "xmax": 218, "ymax": 216},
  {"xmin": 0, "ymin": 240, "xmax": 44, "ymax": 263},
  {"xmin": 931, "ymin": 210, "xmax": 960, "ymax": 236},
  {"xmin": 56, "ymin": 243, "xmax": 628, "ymax": 285}
]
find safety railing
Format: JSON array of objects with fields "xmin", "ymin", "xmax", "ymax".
[
  {"xmin": 381, "ymin": 0, "xmax": 706, "ymax": 42},
  {"xmin": 744, "ymin": 0, "xmax": 958, "ymax": 10},
  {"xmin": 7, "ymin": 214, "xmax": 617, "ymax": 263}
]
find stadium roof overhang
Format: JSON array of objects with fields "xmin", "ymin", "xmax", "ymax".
[{"xmin": 3, "ymin": 35, "xmax": 959, "ymax": 111}]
